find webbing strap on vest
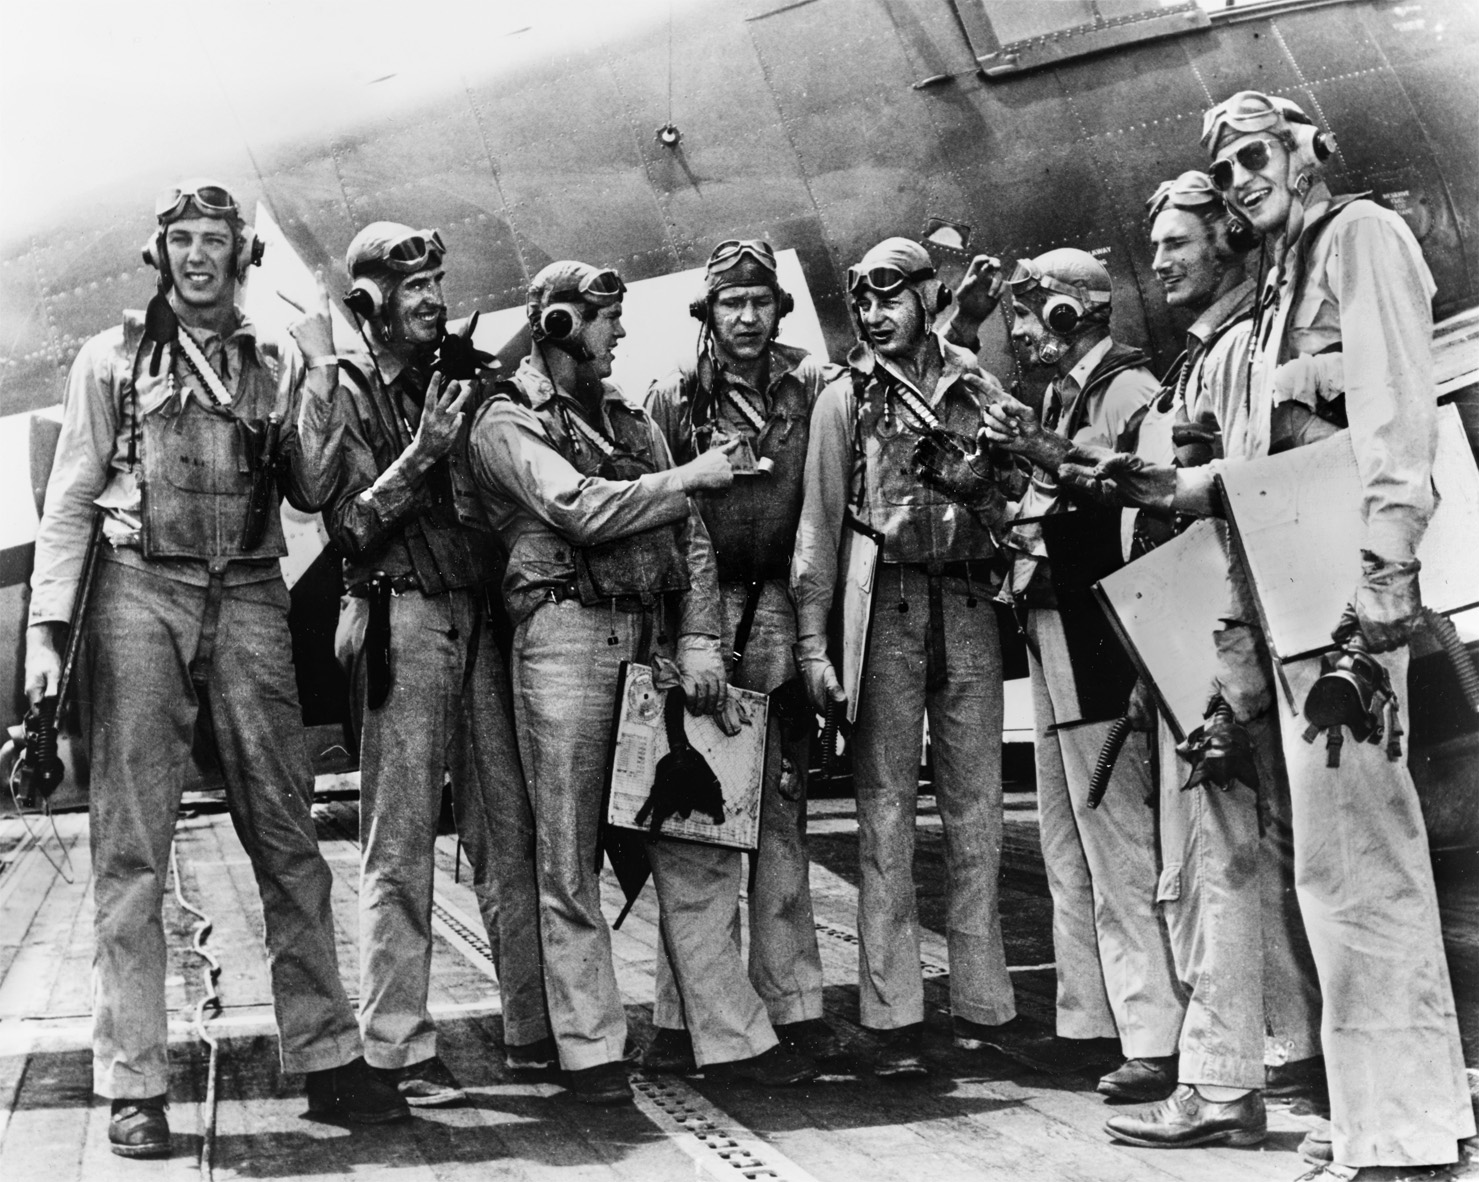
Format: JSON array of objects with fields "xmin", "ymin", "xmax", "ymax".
[{"xmin": 730, "ymin": 580, "xmax": 765, "ymax": 667}]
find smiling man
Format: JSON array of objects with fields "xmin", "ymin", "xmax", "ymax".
[
  {"xmin": 469, "ymin": 260, "xmax": 817, "ymax": 1102},
  {"xmin": 296, "ymin": 222, "xmax": 550, "ymax": 1107},
  {"xmin": 1200, "ymin": 90, "xmax": 1474, "ymax": 1181},
  {"xmin": 25, "ymin": 181, "xmax": 406, "ymax": 1157},
  {"xmin": 967, "ymin": 247, "xmax": 1185, "ymax": 1101},
  {"xmin": 1098, "ymin": 172, "xmax": 1323, "ymax": 1151},
  {"xmin": 644, "ymin": 240, "xmax": 837, "ymax": 1073},
  {"xmin": 791, "ymin": 236, "xmax": 1017, "ymax": 1076}
]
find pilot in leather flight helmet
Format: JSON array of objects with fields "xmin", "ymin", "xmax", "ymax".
[
  {"xmin": 1201, "ymin": 91, "xmax": 1335, "ymax": 239},
  {"xmin": 1006, "ymin": 247, "xmax": 1112, "ymax": 367},
  {"xmin": 526, "ymin": 260, "xmax": 626, "ymax": 341}
]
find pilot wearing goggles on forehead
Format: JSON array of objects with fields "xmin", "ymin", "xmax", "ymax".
[
  {"xmin": 24, "ymin": 180, "xmax": 410, "ymax": 1155},
  {"xmin": 1024, "ymin": 93, "xmax": 1471, "ymax": 1179},
  {"xmin": 1084, "ymin": 172, "xmax": 1325, "ymax": 1153},
  {"xmin": 791, "ymin": 236, "xmax": 1018, "ymax": 1077},
  {"xmin": 642, "ymin": 239, "xmax": 838, "ymax": 1077},
  {"xmin": 1204, "ymin": 89, "xmax": 1472, "ymax": 1181},
  {"xmin": 293, "ymin": 220, "xmax": 548, "ymax": 1109},
  {"xmin": 465, "ymin": 258, "xmax": 779, "ymax": 1104}
]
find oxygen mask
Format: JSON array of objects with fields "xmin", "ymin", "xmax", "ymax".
[{"xmin": 1301, "ymin": 606, "xmax": 1402, "ymax": 768}]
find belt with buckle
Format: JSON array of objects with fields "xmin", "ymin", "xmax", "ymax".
[{"xmin": 348, "ymin": 572, "xmax": 423, "ymax": 598}]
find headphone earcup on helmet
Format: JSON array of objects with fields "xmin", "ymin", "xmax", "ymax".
[
  {"xmin": 689, "ymin": 295, "xmax": 709, "ymax": 322},
  {"xmin": 345, "ymin": 278, "xmax": 384, "ymax": 321},
  {"xmin": 1044, "ymin": 295, "xmax": 1083, "ymax": 336},
  {"xmin": 1312, "ymin": 131, "xmax": 1333, "ymax": 162},
  {"xmin": 235, "ymin": 229, "xmax": 264, "ymax": 278},
  {"xmin": 934, "ymin": 286, "xmax": 952, "ymax": 316},
  {"xmin": 142, "ymin": 230, "xmax": 172, "ymax": 290},
  {"xmin": 1226, "ymin": 215, "xmax": 1259, "ymax": 255},
  {"xmin": 777, "ymin": 286, "xmax": 795, "ymax": 319},
  {"xmin": 539, "ymin": 302, "xmax": 582, "ymax": 341}
]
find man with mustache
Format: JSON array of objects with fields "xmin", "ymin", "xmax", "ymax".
[
  {"xmin": 791, "ymin": 237, "xmax": 1016, "ymax": 1077},
  {"xmin": 25, "ymin": 181, "xmax": 405, "ymax": 1158},
  {"xmin": 644, "ymin": 240, "xmax": 839, "ymax": 1072},
  {"xmin": 298, "ymin": 222, "xmax": 550, "ymax": 1106},
  {"xmin": 469, "ymin": 261, "xmax": 817, "ymax": 1103}
]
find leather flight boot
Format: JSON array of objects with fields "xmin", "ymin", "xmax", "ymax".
[{"xmin": 1104, "ymin": 1084, "xmax": 1267, "ymax": 1148}]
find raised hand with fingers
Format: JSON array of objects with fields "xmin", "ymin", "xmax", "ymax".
[
  {"xmin": 282, "ymin": 269, "xmax": 338, "ymax": 371},
  {"xmin": 409, "ymin": 372, "xmax": 474, "ymax": 469},
  {"xmin": 945, "ymin": 255, "xmax": 1005, "ymax": 349}
]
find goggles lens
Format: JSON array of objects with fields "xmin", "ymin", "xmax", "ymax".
[
  {"xmin": 580, "ymin": 267, "xmax": 626, "ymax": 300},
  {"xmin": 155, "ymin": 183, "xmax": 240, "ymax": 222},
  {"xmin": 1146, "ymin": 174, "xmax": 1220, "ymax": 220},
  {"xmin": 708, "ymin": 239, "xmax": 778, "ymax": 274},
  {"xmin": 381, "ymin": 228, "xmax": 446, "ymax": 272},
  {"xmin": 1210, "ymin": 139, "xmax": 1273, "ymax": 191},
  {"xmin": 847, "ymin": 264, "xmax": 934, "ymax": 297},
  {"xmin": 1200, "ymin": 94, "xmax": 1281, "ymax": 148}
]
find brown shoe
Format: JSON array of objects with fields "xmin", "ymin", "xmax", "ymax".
[
  {"xmin": 1104, "ymin": 1084, "xmax": 1266, "ymax": 1148},
  {"xmin": 109, "ymin": 1095, "xmax": 170, "ymax": 1159},
  {"xmin": 505, "ymin": 1035, "xmax": 558, "ymax": 1072},
  {"xmin": 706, "ymin": 1043, "xmax": 818, "ymax": 1087},
  {"xmin": 869, "ymin": 1024, "xmax": 928, "ymax": 1079},
  {"xmin": 774, "ymin": 1019, "xmax": 846, "ymax": 1066},
  {"xmin": 1097, "ymin": 1055, "xmax": 1179, "ymax": 1101},
  {"xmin": 568, "ymin": 1061, "xmax": 633, "ymax": 1106},
  {"xmin": 1300, "ymin": 1123, "xmax": 1333, "ymax": 1163},
  {"xmin": 641, "ymin": 1028, "xmax": 697, "ymax": 1075},
  {"xmin": 378, "ymin": 1055, "xmax": 465, "ymax": 1107},
  {"xmin": 305, "ymin": 1056, "xmax": 411, "ymax": 1124}
]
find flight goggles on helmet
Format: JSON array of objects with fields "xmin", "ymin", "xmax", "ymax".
[
  {"xmin": 554, "ymin": 266, "xmax": 627, "ymax": 305},
  {"xmin": 1005, "ymin": 258, "xmax": 1110, "ymax": 306},
  {"xmin": 706, "ymin": 239, "xmax": 778, "ymax": 275},
  {"xmin": 1146, "ymin": 171, "xmax": 1226, "ymax": 219},
  {"xmin": 1200, "ymin": 90, "xmax": 1312, "ymax": 153},
  {"xmin": 371, "ymin": 228, "xmax": 447, "ymax": 274},
  {"xmin": 846, "ymin": 262, "xmax": 937, "ymax": 297},
  {"xmin": 155, "ymin": 180, "xmax": 242, "ymax": 224}
]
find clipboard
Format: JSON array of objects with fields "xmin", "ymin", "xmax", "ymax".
[
  {"xmin": 830, "ymin": 513, "xmax": 884, "ymax": 726},
  {"xmin": 1217, "ymin": 404, "xmax": 1479, "ymax": 669},
  {"xmin": 1095, "ymin": 519, "xmax": 1230, "ymax": 741},
  {"xmin": 604, "ymin": 662, "xmax": 768, "ymax": 850}
]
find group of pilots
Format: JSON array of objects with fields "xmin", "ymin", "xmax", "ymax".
[{"xmin": 22, "ymin": 84, "xmax": 1474, "ymax": 1182}]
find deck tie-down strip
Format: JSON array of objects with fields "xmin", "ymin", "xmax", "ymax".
[{"xmin": 318, "ymin": 811, "xmax": 825, "ymax": 1182}]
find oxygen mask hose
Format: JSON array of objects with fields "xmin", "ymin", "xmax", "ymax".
[
  {"xmin": 1087, "ymin": 717, "xmax": 1132, "ymax": 810},
  {"xmin": 1422, "ymin": 607, "xmax": 1479, "ymax": 713}
]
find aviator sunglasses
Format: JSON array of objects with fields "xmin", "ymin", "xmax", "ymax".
[{"xmin": 1210, "ymin": 138, "xmax": 1278, "ymax": 191}]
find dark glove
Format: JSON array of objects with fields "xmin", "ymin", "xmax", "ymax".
[
  {"xmin": 911, "ymin": 429, "xmax": 995, "ymax": 503},
  {"xmin": 434, "ymin": 311, "xmax": 496, "ymax": 380},
  {"xmin": 769, "ymin": 677, "xmax": 816, "ymax": 744},
  {"xmin": 1124, "ymin": 677, "xmax": 1156, "ymax": 733},
  {"xmin": 1177, "ymin": 696, "xmax": 1261, "ymax": 793},
  {"xmin": 1352, "ymin": 550, "xmax": 1422, "ymax": 653}
]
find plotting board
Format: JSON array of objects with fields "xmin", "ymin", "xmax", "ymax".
[
  {"xmin": 1219, "ymin": 404, "xmax": 1479, "ymax": 663},
  {"xmin": 607, "ymin": 662, "xmax": 767, "ymax": 850},
  {"xmin": 1096, "ymin": 519, "xmax": 1230, "ymax": 742}
]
